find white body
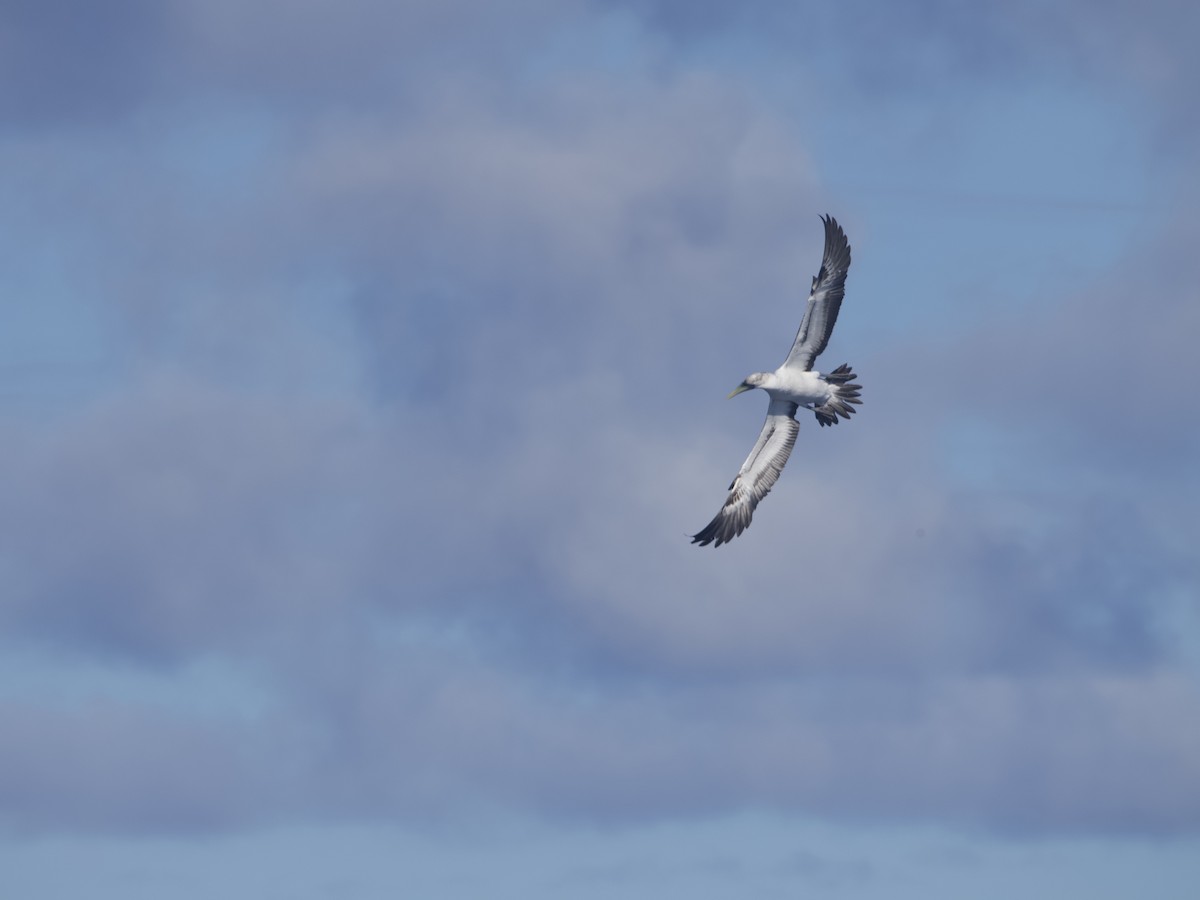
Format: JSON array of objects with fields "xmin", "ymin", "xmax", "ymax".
[{"xmin": 758, "ymin": 368, "xmax": 834, "ymax": 409}]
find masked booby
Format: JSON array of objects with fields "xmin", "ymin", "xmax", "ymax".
[{"xmin": 692, "ymin": 215, "xmax": 861, "ymax": 547}]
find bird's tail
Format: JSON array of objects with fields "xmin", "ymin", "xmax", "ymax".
[{"xmin": 814, "ymin": 364, "xmax": 862, "ymax": 427}]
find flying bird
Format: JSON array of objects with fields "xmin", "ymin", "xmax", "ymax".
[{"xmin": 692, "ymin": 215, "xmax": 861, "ymax": 547}]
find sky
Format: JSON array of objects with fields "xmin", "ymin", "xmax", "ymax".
[{"xmin": 1, "ymin": 0, "xmax": 1199, "ymax": 897}]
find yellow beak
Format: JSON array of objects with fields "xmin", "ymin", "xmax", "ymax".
[{"xmin": 727, "ymin": 382, "xmax": 752, "ymax": 399}]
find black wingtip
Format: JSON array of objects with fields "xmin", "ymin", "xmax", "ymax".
[{"xmin": 691, "ymin": 517, "xmax": 733, "ymax": 548}]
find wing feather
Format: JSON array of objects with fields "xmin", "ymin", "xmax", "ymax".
[
  {"xmin": 691, "ymin": 400, "xmax": 799, "ymax": 547},
  {"xmin": 783, "ymin": 215, "xmax": 852, "ymax": 372}
]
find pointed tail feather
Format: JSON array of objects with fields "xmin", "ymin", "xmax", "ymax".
[{"xmin": 813, "ymin": 363, "xmax": 862, "ymax": 427}]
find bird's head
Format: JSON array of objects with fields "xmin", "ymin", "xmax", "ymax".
[{"xmin": 728, "ymin": 372, "xmax": 767, "ymax": 398}]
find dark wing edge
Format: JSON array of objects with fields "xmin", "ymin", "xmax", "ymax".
[
  {"xmin": 783, "ymin": 214, "xmax": 852, "ymax": 371},
  {"xmin": 691, "ymin": 401, "xmax": 799, "ymax": 547}
]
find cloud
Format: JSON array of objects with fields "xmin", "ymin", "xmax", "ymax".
[
  {"xmin": 1, "ymin": 0, "xmax": 1197, "ymax": 847},
  {"xmin": 174, "ymin": 0, "xmax": 584, "ymax": 107},
  {"xmin": 5, "ymin": 638, "xmax": 1198, "ymax": 834},
  {"xmin": 0, "ymin": 375, "xmax": 389, "ymax": 662},
  {"xmin": 0, "ymin": 694, "xmax": 285, "ymax": 833},
  {"xmin": 0, "ymin": 0, "xmax": 173, "ymax": 129}
]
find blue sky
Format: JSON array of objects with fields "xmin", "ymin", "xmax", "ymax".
[{"xmin": 2, "ymin": 1, "xmax": 1199, "ymax": 897}]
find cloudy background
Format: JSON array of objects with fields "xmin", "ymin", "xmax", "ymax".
[{"xmin": 2, "ymin": 1, "xmax": 1199, "ymax": 897}]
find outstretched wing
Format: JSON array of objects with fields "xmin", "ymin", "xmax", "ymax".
[
  {"xmin": 692, "ymin": 399, "xmax": 799, "ymax": 547},
  {"xmin": 783, "ymin": 215, "xmax": 852, "ymax": 372}
]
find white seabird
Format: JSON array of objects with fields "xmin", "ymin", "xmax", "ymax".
[{"xmin": 692, "ymin": 214, "xmax": 861, "ymax": 547}]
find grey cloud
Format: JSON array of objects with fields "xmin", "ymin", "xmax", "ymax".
[
  {"xmin": 0, "ymin": 0, "xmax": 172, "ymax": 129},
  {"xmin": 0, "ymin": 61, "xmax": 824, "ymax": 665},
  {"xmin": 504, "ymin": 374, "xmax": 1180, "ymax": 681},
  {"xmin": 0, "ymin": 696, "xmax": 286, "ymax": 833},
  {"xmin": 174, "ymin": 0, "xmax": 585, "ymax": 114},
  {"xmin": 0, "ymin": 375, "xmax": 428, "ymax": 662},
  {"xmin": 0, "ymin": 0, "xmax": 585, "ymax": 130},
  {"xmin": 10, "ymin": 642, "xmax": 1197, "ymax": 834},
  {"xmin": 2, "ymin": 0, "xmax": 1198, "ymax": 846},
  {"xmin": 270, "ymin": 74, "xmax": 820, "ymax": 430},
  {"xmin": 611, "ymin": 0, "xmax": 1200, "ymax": 151}
]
